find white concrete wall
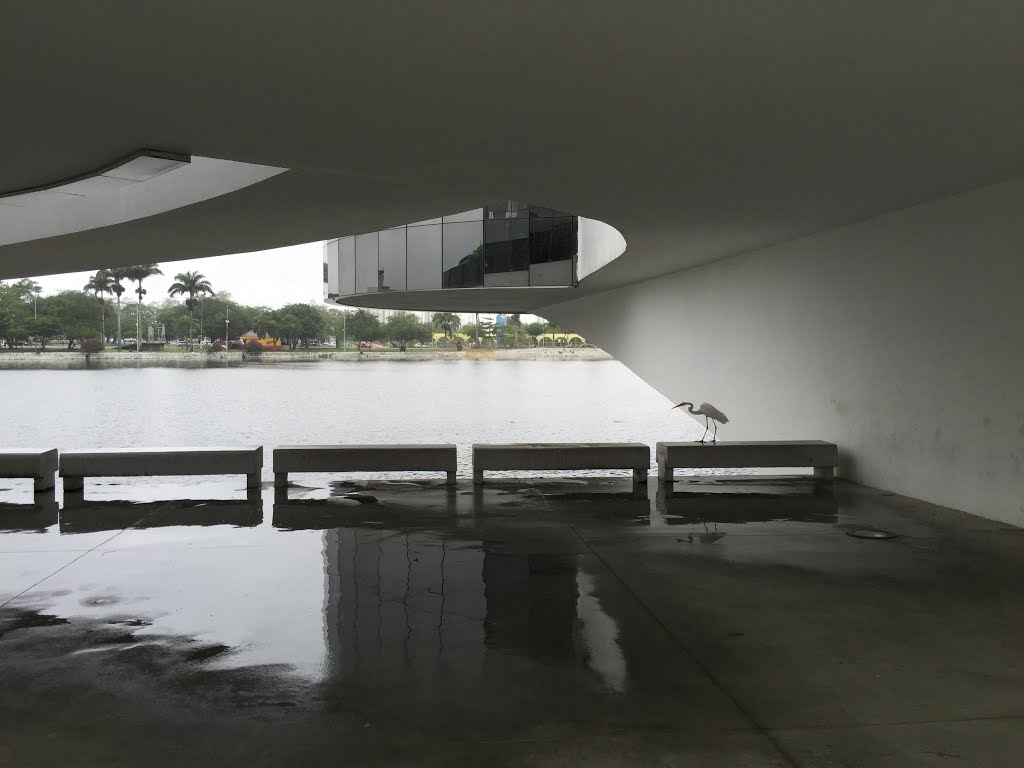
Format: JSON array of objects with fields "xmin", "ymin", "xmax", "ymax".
[
  {"xmin": 552, "ymin": 177, "xmax": 1024, "ymax": 525},
  {"xmin": 576, "ymin": 217, "xmax": 627, "ymax": 280}
]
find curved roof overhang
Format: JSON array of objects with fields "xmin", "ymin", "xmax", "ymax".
[{"xmin": 2, "ymin": 3, "xmax": 1024, "ymax": 301}]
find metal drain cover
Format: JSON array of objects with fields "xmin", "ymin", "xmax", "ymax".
[{"xmin": 846, "ymin": 528, "xmax": 897, "ymax": 540}]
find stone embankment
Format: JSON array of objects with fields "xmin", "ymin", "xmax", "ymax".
[{"xmin": 0, "ymin": 346, "xmax": 612, "ymax": 368}]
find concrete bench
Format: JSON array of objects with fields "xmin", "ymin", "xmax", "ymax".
[
  {"xmin": 656, "ymin": 440, "xmax": 838, "ymax": 482},
  {"xmin": 472, "ymin": 443, "xmax": 650, "ymax": 486},
  {"xmin": 273, "ymin": 444, "xmax": 458, "ymax": 488},
  {"xmin": 0, "ymin": 449, "xmax": 58, "ymax": 494},
  {"xmin": 59, "ymin": 447, "xmax": 263, "ymax": 493}
]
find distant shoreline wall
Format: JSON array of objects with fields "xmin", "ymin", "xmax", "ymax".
[{"xmin": 0, "ymin": 347, "xmax": 612, "ymax": 368}]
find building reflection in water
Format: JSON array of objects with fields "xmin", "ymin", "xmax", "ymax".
[
  {"xmin": 576, "ymin": 570, "xmax": 627, "ymax": 693},
  {"xmin": 321, "ymin": 526, "xmax": 627, "ymax": 695}
]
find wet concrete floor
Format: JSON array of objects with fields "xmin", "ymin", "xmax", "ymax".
[{"xmin": 1, "ymin": 475, "xmax": 1023, "ymax": 766}]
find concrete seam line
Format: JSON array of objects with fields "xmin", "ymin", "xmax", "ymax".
[
  {"xmin": 0, "ymin": 499, "xmax": 176, "ymax": 611},
  {"xmin": 567, "ymin": 523, "xmax": 803, "ymax": 768}
]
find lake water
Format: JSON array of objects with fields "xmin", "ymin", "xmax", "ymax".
[
  {"xmin": 0, "ymin": 358, "xmax": 846, "ymax": 765},
  {"xmin": 0, "ymin": 359, "xmax": 704, "ymax": 488}
]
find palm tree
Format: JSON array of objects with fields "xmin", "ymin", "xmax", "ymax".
[
  {"xmin": 124, "ymin": 263, "xmax": 163, "ymax": 351},
  {"xmin": 83, "ymin": 270, "xmax": 113, "ymax": 345},
  {"xmin": 432, "ymin": 312, "xmax": 461, "ymax": 345},
  {"xmin": 167, "ymin": 271, "xmax": 215, "ymax": 351},
  {"xmin": 108, "ymin": 267, "xmax": 129, "ymax": 349}
]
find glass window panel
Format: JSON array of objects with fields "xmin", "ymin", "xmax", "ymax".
[
  {"xmin": 324, "ymin": 239, "xmax": 339, "ymax": 296},
  {"xmin": 510, "ymin": 218, "xmax": 530, "ymax": 272},
  {"xmin": 529, "ymin": 205, "xmax": 570, "ymax": 218},
  {"xmin": 529, "ymin": 216, "xmax": 553, "ymax": 264},
  {"xmin": 379, "ymin": 227, "xmax": 407, "ymax": 292},
  {"xmin": 442, "ymin": 208, "xmax": 483, "ymax": 223},
  {"xmin": 484, "ymin": 220, "xmax": 510, "ymax": 274},
  {"xmin": 406, "ymin": 223, "xmax": 442, "ymax": 290},
  {"xmin": 549, "ymin": 216, "xmax": 576, "ymax": 262},
  {"xmin": 442, "ymin": 221, "xmax": 484, "ymax": 288},
  {"xmin": 339, "ymin": 236, "xmax": 356, "ymax": 296},
  {"xmin": 484, "ymin": 200, "xmax": 529, "ymax": 220},
  {"xmin": 355, "ymin": 232, "xmax": 379, "ymax": 294},
  {"xmin": 484, "ymin": 220, "xmax": 510, "ymax": 243}
]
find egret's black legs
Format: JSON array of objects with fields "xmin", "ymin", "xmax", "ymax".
[
  {"xmin": 712, "ymin": 420, "xmax": 718, "ymax": 443},
  {"xmin": 699, "ymin": 416, "xmax": 709, "ymax": 443}
]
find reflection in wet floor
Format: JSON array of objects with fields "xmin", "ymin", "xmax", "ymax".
[
  {"xmin": 0, "ymin": 498, "xmax": 58, "ymax": 532},
  {"xmin": 3, "ymin": 475, "xmax": 1021, "ymax": 765},
  {"xmin": 655, "ymin": 485, "xmax": 838, "ymax": 526},
  {"xmin": 60, "ymin": 498, "xmax": 263, "ymax": 534}
]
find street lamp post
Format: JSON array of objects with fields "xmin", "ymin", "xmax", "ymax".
[
  {"xmin": 225, "ymin": 305, "xmax": 230, "ymax": 351},
  {"xmin": 136, "ymin": 287, "xmax": 146, "ymax": 352},
  {"xmin": 33, "ymin": 285, "xmax": 41, "ymax": 319},
  {"xmin": 343, "ymin": 313, "xmax": 347, "ymax": 350}
]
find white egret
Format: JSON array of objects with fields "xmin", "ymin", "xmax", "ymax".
[{"xmin": 672, "ymin": 401, "xmax": 729, "ymax": 443}]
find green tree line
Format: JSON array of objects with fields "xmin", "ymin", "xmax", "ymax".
[{"xmin": 2, "ymin": 269, "xmax": 581, "ymax": 351}]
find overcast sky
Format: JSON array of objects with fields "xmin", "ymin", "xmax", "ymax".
[{"xmin": 29, "ymin": 241, "xmax": 324, "ymax": 309}]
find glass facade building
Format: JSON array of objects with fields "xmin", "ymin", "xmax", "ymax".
[{"xmin": 324, "ymin": 201, "xmax": 578, "ymax": 301}]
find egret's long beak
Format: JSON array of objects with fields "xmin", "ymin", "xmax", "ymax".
[{"xmin": 671, "ymin": 403, "xmax": 683, "ymax": 409}]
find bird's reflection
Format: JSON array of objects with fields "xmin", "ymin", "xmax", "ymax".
[{"xmin": 676, "ymin": 521, "xmax": 728, "ymax": 545}]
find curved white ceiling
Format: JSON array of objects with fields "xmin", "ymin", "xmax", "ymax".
[
  {"xmin": 2, "ymin": 3, "xmax": 1024, "ymax": 292},
  {"xmin": 0, "ymin": 156, "xmax": 284, "ymax": 247}
]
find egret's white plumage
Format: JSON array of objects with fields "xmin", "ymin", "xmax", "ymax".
[{"xmin": 672, "ymin": 401, "xmax": 729, "ymax": 443}]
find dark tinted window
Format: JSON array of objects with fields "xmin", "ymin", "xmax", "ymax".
[
  {"xmin": 484, "ymin": 220, "xmax": 510, "ymax": 274},
  {"xmin": 549, "ymin": 216, "xmax": 576, "ymax": 262},
  {"xmin": 442, "ymin": 221, "xmax": 483, "ymax": 287},
  {"xmin": 529, "ymin": 205, "xmax": 570, "ymax": 218},
  {"xmin": 529, "ymin": 216, "xmax": 553, "ymax": 264},
  {"xmin": 510, "ymin": 218, "xmax": 530, "ymax": 272}
]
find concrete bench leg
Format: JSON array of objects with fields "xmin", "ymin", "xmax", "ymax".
[
  {"xmin": 473, "ymin": 469, "xmax": 484, "ymax": 486},
  {"xmin": 246, "ymin": 472, "xmax": 261, "ymax": 490},
  {"xmin": 632, "ymin": 468, "xmax": 647, "ymax": 487},
  {"xmin": 813, "ymin": 466, "xmax": 834, "ymax": 480},
  {"xmin": 658, "ymin": 466, "xmax": 674, "ymax": 484},
  {"xmin": 63, "ymin": 476, "xmax": 84, "ymax": 492},
  {"xmin": 34, "ymin": 475, "xmax": 55, "ymax": 494},
  {"xmin": 274, "ymin": 472, "xmax": 288, "ymax": 489},
  {"xmin": 446, "ymin": 470, "xmax": 456, "ymax": 486}
]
